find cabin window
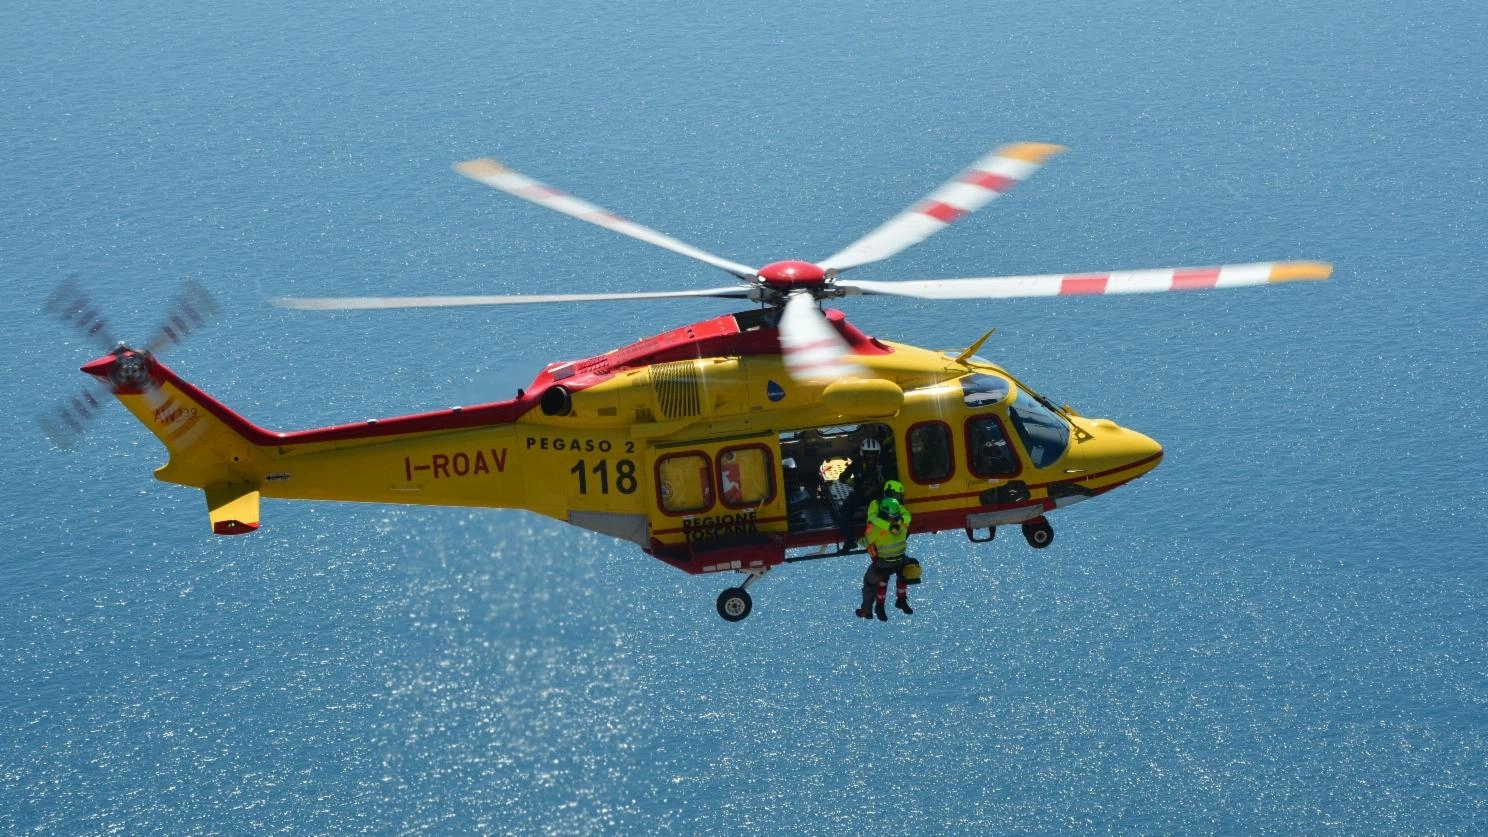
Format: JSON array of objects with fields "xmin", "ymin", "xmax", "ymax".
[
  {"xmin": 1008, "ymin": 389, "xmax": 1070, "ymax": 468},
  {"xmin": 656, "ymin": 452, "xmax": 713, "ymax": 514},
  {"xmin": 967, "ymin": 415, "xmax": 1020, "ymax": 477},
  {"xmin": 907, "ymin": 422, "xmax": 954, "ymax": 484},
  {"xmin": 717, "ymin": 445, "xmax": 774, "ymax": 509}
]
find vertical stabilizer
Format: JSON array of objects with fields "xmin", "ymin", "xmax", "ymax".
[{"xmin": 81, "ymin": 347, "xmax": 269, "ymax": 492}]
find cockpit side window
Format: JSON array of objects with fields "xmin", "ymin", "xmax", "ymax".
[
  {"xmin": 1007, "ymin": 389, "xmax": 1070, "ymax": 468},
  {"xmin": 966, "ymin": 415, "xmax": 1020, "ymax": 477}
]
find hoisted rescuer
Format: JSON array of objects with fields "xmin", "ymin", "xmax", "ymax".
[{"xmin": 856, "ymin": 495, "xmax": 922, "ymax": 621}]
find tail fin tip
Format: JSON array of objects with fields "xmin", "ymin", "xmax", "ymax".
[{"xmin": 206, "ymin": 483, "xmax": 261, "ymax": 536}]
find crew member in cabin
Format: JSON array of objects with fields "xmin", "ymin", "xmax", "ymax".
[
  {"xmin": 856, "ymin": 497, "xmax": 921, "ymax": 621},
  {"xmin": 838, "ymin": 437, "xmax": 888, "ymax": 552}
]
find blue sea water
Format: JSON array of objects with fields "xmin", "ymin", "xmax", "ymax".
[{"xmin": 2, "ymin": 0, "xmax": 1485, "ymax": 832}]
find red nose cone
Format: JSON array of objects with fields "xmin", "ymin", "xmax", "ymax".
[{"xmin": 758, "ymin": 260, "xmax": 826, "ymax": 289}]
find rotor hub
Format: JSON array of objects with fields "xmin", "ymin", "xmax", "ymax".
[
  {"xmin": 81, "ymin": 348, "xmax": 154, "ymax": 393},
  {"xmin": 758, "ymin": 260, "xmax": 827, "ymax": 295}
]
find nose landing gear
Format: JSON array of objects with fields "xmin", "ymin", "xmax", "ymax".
[
  {"xmin": 966, "ymin": 514, "xmax": 1056, "ymax": 550},
  {"xmin": 1022, "ymin": 516, "xmax": 1054, "ymax": 548}
]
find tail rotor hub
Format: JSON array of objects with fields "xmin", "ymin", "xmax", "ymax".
[
  {"xmin": 80, "ymin": 348, "xmax": 154, "ymax": 393},
  {"xmin": 107, "ymin": 350, "xmax": 153, "ymax": 391}
]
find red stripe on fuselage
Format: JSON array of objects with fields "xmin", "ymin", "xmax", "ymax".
[
  {"xmin": 652, "ymin": 514, "xmax": 791, "ymax": 537},
  {"xmin": 113, "ymin": 308, "xmax": 894, "ymax": 449},
  {"xmin": 914, "ymin": 451, "xmax": 1165, "ymax": 505},
  {"xmin": 146, "ymin": 360, "xmax": 537, "ymax": 447}
]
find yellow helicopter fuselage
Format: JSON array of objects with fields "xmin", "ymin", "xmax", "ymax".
[{"xmin": 88, "ymin": 307, "xmax": 1161, "ymax": 574}]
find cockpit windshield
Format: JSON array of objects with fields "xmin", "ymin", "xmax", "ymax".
[{"xmin": 1008, "ymin": 388, "xmax": 1070, "ymax": 468}]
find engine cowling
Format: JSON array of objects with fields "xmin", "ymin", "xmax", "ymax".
[{"xmin": 821, "ymin": 378, "xmax": 904, "ymax": 418}]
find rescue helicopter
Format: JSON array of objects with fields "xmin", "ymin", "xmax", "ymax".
[{"xmin": 48, "ymin": 143, "xmax": 1330, "ymax": 621}]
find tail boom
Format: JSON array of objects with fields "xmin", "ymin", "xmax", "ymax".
[{"xmin": 83, "ymin": 348, "xmax": 539, "ymax": 533}]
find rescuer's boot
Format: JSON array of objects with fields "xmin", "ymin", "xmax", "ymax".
[
  {"xmin": 874, "ymin": 600, "xmax": 888, "ymax": 621},
  {"xmin": 895, "ymin": 597, "xmax": 913, "ymax": 614},
  {"xmin": 856, "ymin": 606, "xmax": 873, "ymax": 619}
]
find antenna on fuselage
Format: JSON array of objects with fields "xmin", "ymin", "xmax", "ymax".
[{"xmin": 952, "ymin": 328, "xmax": 997, "ymax": 367}]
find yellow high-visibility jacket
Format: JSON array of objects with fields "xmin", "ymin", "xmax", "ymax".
[{"xmin": 864, "ymin": 518, "xmax": 910, "ymax": 560}]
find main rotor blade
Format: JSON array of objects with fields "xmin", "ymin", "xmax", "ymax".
[
  {"xmin": 839, "ymin": 261, "xmax": 1332, "ymax": 300},
  {"xmin": 455, "ymin": 158, "xmax": 759, "ymax": 280},
  {"xmin": 271, "ymin": 286, "xmax": 757, "ymax": 311},
  {"xmin": 818, "ymin": 142, "xmax": 1066, "ymax": 273},
  {"xmin": 778, "ymin": 291, "xmax": 866, "ymax": 383}
]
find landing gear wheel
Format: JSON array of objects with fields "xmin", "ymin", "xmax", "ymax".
[
  {"xmin": 716, "ymin": 587, "xmax": 753, "ymax": 622},
  {"xmin": 1022, "ymin": 519, "xmax": 1054, "ymax": 549}
]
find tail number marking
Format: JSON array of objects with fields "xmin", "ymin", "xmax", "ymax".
[
  {"xmin": 569, "ymin": 458, "xmax": 638, "ymax": 495},
  {"xmin": 403, "ymin": 448, "xmax": 507, "ymax": 481}
]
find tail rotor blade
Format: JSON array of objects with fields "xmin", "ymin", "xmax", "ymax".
[
  {"xmin": 43, "ymin": 276, "xmax": 119, "ymax": 353},
  {"xmin": 41, "ymin": 278, "xmax": 214, "ymax": 450},
  {"xmin": 38, "ymin": 385, "xmax": 109, "ymax": 450},
  {"xmin": 779, "ymin": 291, "xmax": 867, "ymax": 383},
  {"xmin": 145, "ymin": 279, "xmax": 220, "ymax": 354},
  {"xmin": 455, "ymin": 158, "xmax": 759, "ymax": 280},
  {"xmin": 819, "ymin": 143, "xmax": 1065, "ymax": 273}
]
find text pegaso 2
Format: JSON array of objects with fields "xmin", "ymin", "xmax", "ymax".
[
  {"xmin": 526, "ymin": 436, "xmax": 635, "ymax": 454},
  {"xmin": 528, "ymin": 436, "xmax": 640, "ymax": 497}
]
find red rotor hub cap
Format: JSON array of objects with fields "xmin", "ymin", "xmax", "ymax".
[{"xmin": 758, "ymin": 260, "xmax": 826, "ymax": 292}]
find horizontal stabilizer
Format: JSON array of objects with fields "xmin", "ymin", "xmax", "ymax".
[{"xmin": 205, "ymin": 483, "xmax": 260, "ymax": 536}]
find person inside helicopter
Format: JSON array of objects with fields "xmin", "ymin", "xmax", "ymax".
[{"xmin": 838, "ymin": 435, "xmax": 889, "ymax": 552}]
